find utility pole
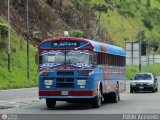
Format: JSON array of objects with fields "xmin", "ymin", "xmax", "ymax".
[
  {"xmin": 139, "ymin": 30, "xmax": 142, "ymax": 72},
  {"xmin": 147, "ymin": 43, "xmax": 150, "ymax": 66},
  {"xmin": 26, "ymin": 0, "xmax": 30, "ymax": 80},
  {"xmin": 8, "ymin": 0, "xmax": 11, "ymax": 72}
]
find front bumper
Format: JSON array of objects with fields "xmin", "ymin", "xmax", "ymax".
[
  {"xmin": 130, "ymin": 85, "xmax": 154, "ymax": 91},
  {"xmin": 39, "ymin": 90, "xmax": 96, "ymax": 99}
]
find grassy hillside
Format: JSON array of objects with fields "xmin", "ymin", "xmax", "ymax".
[
  {"xmin": 90, "ymin": 0, "xmax": 160, "ymax": 47},
  {"xmin": 0, "ymin": 17, "xmax": 38, "ymax": 89}
]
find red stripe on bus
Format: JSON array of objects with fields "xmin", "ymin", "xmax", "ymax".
[{"xmin": 39, "ymin": 90, "xmax": 95, "ymax": 96}]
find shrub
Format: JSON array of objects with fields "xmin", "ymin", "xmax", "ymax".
[
  {"xmin": 0, "ymin": 23, "xmax": 8, "ymax": 38},
  {"xmin": 118, "ymin": 9, "xmax": 135, "ymax": 17},
  {"xmin": 148, "ymin": 8, "xmax": 160, "ymax": 21},
  {"xmin": 141, "ymin": 18, "xmax": 153, "ymax": 30},
  {"xmin": 69, "ymin": 30, "xmax": 84, "ymax": 37}
]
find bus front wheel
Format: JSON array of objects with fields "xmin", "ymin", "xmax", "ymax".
[
  {"xmin": 91, "ymin": 86, "xmax": 102, "ymax": 108},
  {"xmin": 46, "ymin": 98, "xmax": 56, "ymax": 109}
]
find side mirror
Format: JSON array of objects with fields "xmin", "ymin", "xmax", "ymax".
[{"xmin": 35, "ymin": 52, "xmax": 39, "ymax": 65}]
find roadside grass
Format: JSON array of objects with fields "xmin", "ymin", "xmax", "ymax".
[
  {"xmin": 0, "ymin": 18, "xmax": 38, "ymax": 89},
  {"xmin": 126, "ymin": 65, "xmax": 139, "ymax": 80},
  {"xmin": 126, "ymin": 64, "xmax": 160, "ymax": 80},
  {"xmin": 142, "ymin": 64, "xmax": 160, "ymax": 76},
  {"xmin": 0, "ymin": 41, "xmax": 38, "ymax": 89}
]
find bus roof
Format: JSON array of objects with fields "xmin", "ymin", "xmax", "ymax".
[
  {"xmin": 39, "ymin": 37, "xmax": 125, "ymax": 56},
  {"xmin": 87, "ymin": 39, "xmax": 125, "ymax": 56}
]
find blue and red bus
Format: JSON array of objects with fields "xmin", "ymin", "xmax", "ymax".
[{"xmin": 36, "ymin": 37, "xmax": 126, "ymax": 108}]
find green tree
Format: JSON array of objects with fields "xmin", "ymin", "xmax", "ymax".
[
  {"xmin": 135, "ymin": 30, "xmax": 145, "ymax": 42},
  {"xmin": 138, "ymin": 0, "xmax": 141, "ymax": 3},
  {"xmin": 149, "ymin": 39, "xmax": 159, "ymax": 52},
  {"xmin": 92, "ymin": 4, "xmax": 108, "ymax": 21},
  {"xmin": 120, "ymin": 0, "xmax": 126, "ymax": 2},
  {"xmin": 146, "ymin": 0, "xmax": 151, "ymax": 8}
]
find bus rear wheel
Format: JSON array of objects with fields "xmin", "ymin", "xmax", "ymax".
[
  {"xmin": 92, "ymin": 87, "xmax": 102, "ymax": 108},
  {"xmin": 112, "ymin": 84, "xmax": 120, "ymax": 103},
  {"xmin": 46, "ymin": 98, "xmax": 56, "ymax": 108}
]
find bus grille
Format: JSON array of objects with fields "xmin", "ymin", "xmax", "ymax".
[
  {"xmin": 57, "ymin": 71, "xmax": 74, "ymax": 76},
  {"xmin": 56, "ymin": 78, "xmax": 74, "ymax": 88}
]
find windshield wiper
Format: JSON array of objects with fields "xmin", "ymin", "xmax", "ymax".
[{"xmin": 74, "ymin": 42, "xmax": 89, "ymax": 50}]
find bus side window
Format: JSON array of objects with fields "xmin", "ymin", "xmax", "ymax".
[{"xmin": 93, "ymin": 53, "xmax": 97, "ymax": 65}]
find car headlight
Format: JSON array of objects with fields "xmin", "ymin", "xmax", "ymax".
[
  {"xmin": 77, "ymin": 80, "xmax": 86, "ymax": 85},
  {"xmin": 131, "ymin": 82, "xmax": 136, "ymax": 86},
  {"xmin": 44, "ymin": 80, "xmax": 53, "ymax": 86},
  {"xmin": 146, "ymin": 83, "xmax": 153, "ymax": 85}
]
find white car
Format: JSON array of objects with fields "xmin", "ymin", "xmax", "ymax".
[{"xmin": 130, "ymin": 72, "xmax": 158, "ymax": 93}]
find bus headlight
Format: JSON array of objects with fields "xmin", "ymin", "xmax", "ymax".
[
  {"xmin": 44, "ymin": 80, "xmax": 53, "ymax": 86},
  {"xmin": 77, "ymin": 80, "xmax": 86, "ymax": 86}
]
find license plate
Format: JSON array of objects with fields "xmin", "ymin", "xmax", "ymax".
[
  {"xmin": 61, "ymin": 91, "xmax": 68, "ymax": 95},
  {"xmin": 139, "ymin": 86, "xmax": 144, "ymax": 89}
]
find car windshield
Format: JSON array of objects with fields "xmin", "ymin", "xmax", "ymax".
[{"xmin": 133, "ymin": 74, "xmax": 152, "ymax": 80}]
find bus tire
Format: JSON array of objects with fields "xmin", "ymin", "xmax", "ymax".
[
  {"xmin": 46, "ymin": 98, "xmax": 56, "ymax": 108},
  {"xmin": 92, "ymin": 86, "xmax": 102, "ymax": 108},
  {"xmin": 112, "ymin": 84, "xmax": 120, "ymax": 103}
]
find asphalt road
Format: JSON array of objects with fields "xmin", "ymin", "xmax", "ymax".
[{"xmin": 0, "ymin": 80, "xmax": 160, "ymax": 120}]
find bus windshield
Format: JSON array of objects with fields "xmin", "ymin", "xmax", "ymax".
[{"xmin": 41, "ymin": 50, "xmax": 93, "ymax": 67}]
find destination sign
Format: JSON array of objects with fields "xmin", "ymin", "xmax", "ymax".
[
  {"xmin": 40, "ymin": 40, "xmax": 90, "ymax": 49},
  {"xmin": 52, "ymin": 41, "xmax": 79, "ymax": 48}
]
